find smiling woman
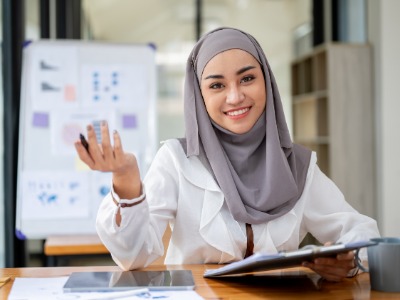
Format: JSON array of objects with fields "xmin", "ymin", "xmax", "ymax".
[{"xmin": 75, "ymin": 27, "xmax": 380, "ymax": 283}]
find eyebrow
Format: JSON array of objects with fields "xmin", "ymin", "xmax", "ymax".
[{"xmin": 203, "ymin": 65, "xmax": 257, "ymax": 80}]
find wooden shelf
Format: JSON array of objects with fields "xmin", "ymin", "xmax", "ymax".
[
  {"xmin": 44, "ymin": 235, "xmax": 109, "ymax": 256},
  {"xmin": 292, "ymin": 90, "xmax": 328, "ymax": 103},
  {"xmin": 291, "ymin": 43, "xmax": 375, "ymax": 217},
  {"xmin": 293, "ymin": 97, "xmax": 328, "ymax": 140}
]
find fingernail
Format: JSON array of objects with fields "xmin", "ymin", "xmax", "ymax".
[
  {"xmin": 113, "ymin": 130, "xmax": 118, "ymax": 135},
  {"xmin": 102, "ymin": 120, "xmax": 108, "ymax": 127}
]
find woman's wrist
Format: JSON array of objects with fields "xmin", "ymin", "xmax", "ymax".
[
  {"xmin": 111, "ymin": 183, "xmax": 146, "ymax": 227},
  {"xmin": 112, "ymin": 167, "xmax": 141, "ymax": 199},
  {"xmin": 111, "ymin": 183, "xmax": 146, "ymax": 207}
]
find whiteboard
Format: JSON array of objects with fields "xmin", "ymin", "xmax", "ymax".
[{"xmin": 15, "ymin": 40, "xmax": 157, "ymax": 239}]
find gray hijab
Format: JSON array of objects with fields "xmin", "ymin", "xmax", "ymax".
[{"xmin": 183, "ymin": 27, "xmax": 311, "ymax": 224}]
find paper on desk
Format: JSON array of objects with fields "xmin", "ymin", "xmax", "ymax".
[{"xmin": 8, "ymin": 277, "xmax": 204, "ymax": 300}]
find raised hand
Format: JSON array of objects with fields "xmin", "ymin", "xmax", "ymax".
[{"xmin": 74, "ymin": 121, "xmax": 142, "ymax": 199}]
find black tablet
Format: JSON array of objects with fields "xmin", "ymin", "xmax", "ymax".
[{"xmin": 63, "ymin": 270, "xmax": 195, "ymax": 292}]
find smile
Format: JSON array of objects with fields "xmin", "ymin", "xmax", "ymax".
[{"xmin": 225, "ymin": 107, "xmax": 250, "ymax": 116}]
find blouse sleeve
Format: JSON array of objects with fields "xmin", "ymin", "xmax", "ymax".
[
  {"xmin": 96, "ymin": 143, "xmax": 179, "ymax": 270},
  {"xmin": 303, "ymin": 164, "xmax": 380, "ymax": 248}
]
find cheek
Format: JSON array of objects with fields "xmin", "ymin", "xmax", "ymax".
[
  {"xmin": 252, "ymin": 85, "xmax": 266, "ymax": 107},
  {"xmin": 203, "ymin": 99, "xmax": 217, "ymax": 116},
  {"xmin": 202, "ymin": 97, "xmax": 222, "ymax": 122},
  {"xmin": 202, "ymin": 91, "xmax": 217, "ymax": 110},
  {"xmin": 261, "ymin": 95, "xmax": 267, "ymax": 107},
  {"xmin": 202, "ymin": 93, "xmax": 210, "ymax": 110}
]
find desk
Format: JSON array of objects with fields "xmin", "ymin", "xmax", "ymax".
[{"xmin": 1, "ymin": 265, "xmax": 399, "ymax": 300}]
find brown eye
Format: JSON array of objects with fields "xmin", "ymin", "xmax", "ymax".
[
  {"xmin": 210, "ymin": 83, "xmax": 224, "ymax": 89},
  {"xmin": 241, "ymin": 75, "xmax": 255, "ymax": 83}
]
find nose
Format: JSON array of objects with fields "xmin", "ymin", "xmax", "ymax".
[{"xmin": 226, "ymin": 84, "xmax": 245, "ymax": 105}]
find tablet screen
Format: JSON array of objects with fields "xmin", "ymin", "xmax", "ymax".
[{"xmin": 63, "ymin": 270, "xmax": 195, "ymax": 292}]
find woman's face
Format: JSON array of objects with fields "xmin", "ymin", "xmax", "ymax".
[{"xmin": 200, "ymin": 49, "xmax": 266, "ymax": 134}]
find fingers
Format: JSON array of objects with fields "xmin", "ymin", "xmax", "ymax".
[
  {"xmin": 75, "ymin": 121, "xmax": 132, "ymax": 175},
  {"xmin": 337, "ymin": 251, "xmax": 355, "ymax": 264},
  {"xmin": 86, "ymin": 124, "xmax": 107, "ymax": 169},
  {"xmin": 304, "ymin": 261, "xmax": 347, "ymax": 282},
  {"xmin": 99, "ymin": 122, "xmax": 125, "ymax": 167},
  {"xmin": 75, "ymin": 122, "xmax": 120, "ymax": 171},
  {"xmin": 74, "ymin": 125, "xmax": 99, "ymax": 170},
  {"xmin": 112, "ymin": 129, "xmax": 124, "ymax": 163},
  {"xmin": 99, "ymin": 122, "xmax": 127, "ymax": 171},
  {"xmin": 303, "ymin": 251, "xmax": 356, "ymax": 282},
  {"xmin": 101, "ymin": 121, "xmax": 114, "ymax": 163},
  {"xmin": 74, "ymin": 138, "xmax": 95, "ymax": 168}
]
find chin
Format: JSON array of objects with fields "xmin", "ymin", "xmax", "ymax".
[{"xmin": 229, "ymin": 126, "xmax": 252, "ymax": 135}]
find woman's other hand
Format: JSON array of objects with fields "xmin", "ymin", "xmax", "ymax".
[{"xmin": 302, "ymin": 242, "xmax": 357, "ymax": 282}]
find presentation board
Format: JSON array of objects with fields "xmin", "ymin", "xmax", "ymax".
[{"xmin": 15, "ymin": 40, "xmax": 157, "ymax": 239}]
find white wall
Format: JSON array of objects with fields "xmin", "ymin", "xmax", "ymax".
[{"xmin": 368, "ymin": 0, "xmax": 400, "ymax": 236}]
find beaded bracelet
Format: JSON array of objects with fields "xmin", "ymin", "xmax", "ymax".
[{"xmin": 112, "ymin": 184, "xmax": 146, "ymax": 208}]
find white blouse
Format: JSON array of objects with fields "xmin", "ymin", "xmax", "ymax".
[{"xmin": 96, "ymin": 139, "xmax": 380, "ymax": 271}]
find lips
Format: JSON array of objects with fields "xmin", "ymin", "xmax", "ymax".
[{"xmin": 225, "ymin": 107, "xmax": 250, "ymax": 116}]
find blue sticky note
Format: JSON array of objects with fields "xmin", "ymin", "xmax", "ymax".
[
  {"xmin": 99, "ymin": 185, "xmax": 110, "ymax": 197},
  {"xmin": 122, "ymin": 115, "xmax": 137, "ymax": 129},
  {"xmin": 32, "ymin": 112, "xmax": 49, "ymax": 127}
]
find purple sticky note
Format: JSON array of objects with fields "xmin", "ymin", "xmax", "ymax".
[
  {"xmin": 122, "ymin": 114, "xmax": 137, "ymax": 129},
  {"xmin": 32, "ymin": 112, "xmax": 49, "ymax": 127}
]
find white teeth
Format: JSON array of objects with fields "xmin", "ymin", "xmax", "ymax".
[{"xmin": 226, "ymin": 108, "xmax": 249, "ymax": 116}]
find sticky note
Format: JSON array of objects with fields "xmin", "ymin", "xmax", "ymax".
[
  {"xmin": 122, "ymin": 114, "xmax": 137, "ymax": 129},
  {"xmin": 64, "ymin": 85, "xmax": 76, "ymax": 101},
  {"xmin": 32, "ymin": 112, "xmax": 49, "ymax": 128},
  {"xmin": 99, "ymin": 185, "xmax": 110, "ymax": 197}
]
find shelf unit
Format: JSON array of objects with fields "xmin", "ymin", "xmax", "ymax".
[{"xmin": 291, "ymin": 43, "xmax": 375, "ymax": 217}]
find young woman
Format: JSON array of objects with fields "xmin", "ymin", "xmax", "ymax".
[{"xmin": 75, "ymin": 27, "xmax": 380, "ymax": 282}]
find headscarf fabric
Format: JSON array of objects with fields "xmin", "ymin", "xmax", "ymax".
[{"xmin": 183, "ymin": 27, "xmax": 311, "ymax": 224}]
